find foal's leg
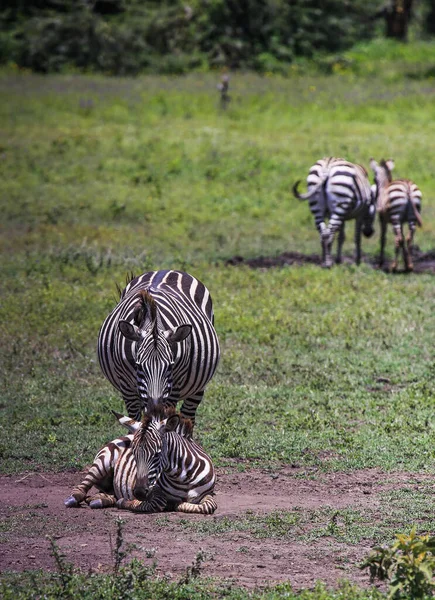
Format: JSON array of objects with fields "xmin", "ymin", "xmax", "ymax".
[
  {"xmin": 391, "ymin": 220, "xmax": 403, "ymax": 272},
  {"xmin": 405, "ymin": 221, "xmax": 417, "ymax": 272},
  {"xmin": 177, "ymin": 495, "xmax": 217, "ymax": 515}
]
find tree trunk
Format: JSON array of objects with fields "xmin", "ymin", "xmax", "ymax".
[{"xmin": 385, "ymin": 0, "xmax": 413, "ymax": 40}]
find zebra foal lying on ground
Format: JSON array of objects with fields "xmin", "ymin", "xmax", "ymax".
[
  {"xmin": 293, "ymin": 157, "xmax": 375, "ymax": 268},
  {"xmin": 98, "ymin": 270, "xmax": 220, "ymax": 423},
  {"xmin": 64, "ymin": 407, "xmax": 217, "ymax": 514},
  {"xmin": 370, "ymin": 158, "xmax": 422, "ymax": 272}
]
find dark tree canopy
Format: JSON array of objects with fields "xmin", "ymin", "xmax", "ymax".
[{"xmin": 0, "ymin": 0, "xmax": 432, "ymax": 74}]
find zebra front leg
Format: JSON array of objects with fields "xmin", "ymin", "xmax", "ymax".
[
  {"xmin": 177, "ymin": 495, "xmax": 217, "ymax": 515},
  {"xmin": 85, "ymin": 492, "xmax": 117, "ymax": 509},
  {"xmin": 336, "ymin": 224, "xmax": 346, "ymax": 264},
  {"xmin": 117, "ymin": 490, "xmax": 167, "ymax": 513},
  {"xmin": 354, "ymin": 218, "xmax": 363, "ymax": 266},
  {"xmin": 180, "ymin": 391, "xmax": 204, "ymax": 427}
]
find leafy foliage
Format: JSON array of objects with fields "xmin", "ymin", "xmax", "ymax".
[
  {"xmin": 361, "ymin": 528, "xmax": 435, "ymax": 598},
  {"xmin": 1, "ymin": 0, "xmax": 381, "ymax": 74}
]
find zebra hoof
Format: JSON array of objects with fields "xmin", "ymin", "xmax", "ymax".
[
  {"xmin": 64, "ymin": 496, "xmax": 79, "ymax": 508},
  {"xmin": 322, "ymin": 261, "xmax": 333, "ymax": 269},
  {"xmin": 89, "ymin": 499, "xmax": 103, "ymax": 509}
]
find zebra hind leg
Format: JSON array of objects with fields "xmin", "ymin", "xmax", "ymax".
[
  {"xmin": 176, "ymin": 495, "xmax": 217, "ymax": 515},
  {"xmin": 391, "ymin": 223, "xmax": 403, "ymax": 272},
  {"xmin": 405, "ymin": 223, "xmax": 416, "ymax": 272},
  {"xmin": 321, "ymin": 229, "xmax": 333, "ymax": 268}
]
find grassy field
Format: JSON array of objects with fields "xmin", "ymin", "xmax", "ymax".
[{"xmin": 1, "ymin": 39, "xmax": 435, "ymax": 597}]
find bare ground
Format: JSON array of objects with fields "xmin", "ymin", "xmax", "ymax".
[
  {"xmin": 226, "ymin": 248, "xmax": 435, "ymax": 274},
  {"xmin": 0, "ymin": 467, "xmax": 431, "ymax": 590}
]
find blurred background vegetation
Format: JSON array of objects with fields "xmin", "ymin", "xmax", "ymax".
[{"xmin": 3, "ymin": 0, "xmax": 435, "ymax": 76}]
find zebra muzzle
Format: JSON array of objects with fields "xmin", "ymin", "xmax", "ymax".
[{"xmin": 133, "ymin": 484, "xmax": 150, "ymax": 501}]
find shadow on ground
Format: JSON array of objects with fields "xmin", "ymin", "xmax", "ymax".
[{"xmin": 226, "ymin": 248, "xmax": 435, "ymax": 274}]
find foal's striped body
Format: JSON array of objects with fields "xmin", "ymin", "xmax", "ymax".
[
  {"xmin": 370, "ymin": 158, "xmax": 422, "ymax": 272},
  {"xmin": 64, "ymin": 410, "xmax": 216, "ymax": 514}
]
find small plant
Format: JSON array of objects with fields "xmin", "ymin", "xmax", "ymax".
[
  {"xmin": 179, "ymin": 549, "xmax": 209, "ymax": 584},
  {"xmin": 47, "ymin": 536, "xmax": 75, "ymax": 593},
  {"xmin": 113, "ymin": 518, "xmax": 127, "ymax": 573},
  {"xmin": 361, "ymin": 527, "xmax": 435, "ymax": 598}
]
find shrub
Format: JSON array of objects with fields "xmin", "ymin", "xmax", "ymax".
[{"xmin": 361, "ymin": 528, "xmax": 435, "ymax": 598}]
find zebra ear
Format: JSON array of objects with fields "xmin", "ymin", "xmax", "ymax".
[
  {"xmin": 164, "ymin": 324, "xmax": 192, "ymax": 344},
  {"xmin": 112, "ymin": 410, "xmax": 141, "ymax": 433},
  {"xmin": 385, "ymin": 159, "xmax": 395, "ymax": 172},
  {"xmin": 119, "ymin": 320, "xmax": 142, "ymax": 342},
  {"xmin": 369, "ymin": 158, "xmax": 378, "ymax": 172},
  {"xmin": 164, "ymin": 414, "xmax": 180, "ymax": 433}
]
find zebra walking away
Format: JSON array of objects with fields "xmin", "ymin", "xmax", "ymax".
[
  {"xmin": 293, "ymin": 157, "xmax": 375, "ymax": 268},
  {"xmin": 98, "ymin": 270, "xmax": 220, "ymax": 422},
  {"xmin": 370, "ymin": 158, "xmax": 422, "ymax": 272},
  {"xmin": 64, "ymin": 407, "xmax": 217, "ymax": 514}
]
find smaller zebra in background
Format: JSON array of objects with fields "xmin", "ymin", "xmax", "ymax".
[
  {"xmin": 293, "ymin": 157, "xmax": 375, "ymax": 268},
  {"xmin": 370, "ymin": 159, "xmax": 422, "ymax": 272},
  {"xmin": 64, "ymin": 407, "xmax": 216, "ymax": 515}
]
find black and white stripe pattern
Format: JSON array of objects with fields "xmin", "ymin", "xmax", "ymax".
[
  {"xmin": 370, "ymin": 158, "xmax": 422, "ymax": 272},
  {"xmin": 293, "ymin": 157, "xmax": 375, "ymax": 267},
  {"xmin": 64, "ymin": 409, "xmax": 217, "ymax": 514},
  {"xmin": 98, "ymin": 270, "xmax": 220, "ymax": 422}
]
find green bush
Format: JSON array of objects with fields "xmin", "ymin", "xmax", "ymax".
[{"xmin": 361, "ymin": 528, "xmax": 435, "ymax": 598}]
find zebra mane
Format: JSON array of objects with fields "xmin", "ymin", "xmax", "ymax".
[
  {"xmin": 133, "ymin": 290, "xmax": 160, "ymax": 345},
  {"xmin": 116, "ymin": 271, "xmax": 136, "ymax": 300},
  {"xmin": 140, "ymin": 405, "xmax": 193, "ymax": 440}
]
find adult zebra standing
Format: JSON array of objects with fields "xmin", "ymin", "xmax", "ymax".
[
  {"xmin": 293, "ymin": 157, "xmax": 375, "ymax": 268},
  {"xmin": 64, "ymin": 407, "xmax": 217, "ymax": 514},
  {"xmin": 98, "ymin": 270, "xmax": 220, "ymax": 422},
  {"xmin": 370, "ymin": 158, "xmax": 422, "ymax": 272}
]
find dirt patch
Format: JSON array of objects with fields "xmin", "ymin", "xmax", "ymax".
[
  {"xmin": 0, "ymin": 467, "xmax": 430, "ymax": 590},
  {"xmin": 226, "ymin": 248, "xmax": 435, "ymax": 274}
]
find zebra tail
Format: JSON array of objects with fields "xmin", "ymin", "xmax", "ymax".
[
  {"xmin": 292, "ymin": 178, "xmax": 325, "ymax": 201},
  {"xmin": 408, "ymin": 195, "xmax": 423, "ymax": 228}
]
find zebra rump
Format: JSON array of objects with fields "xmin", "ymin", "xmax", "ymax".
[
  {"xmin": 64, "ymin": 407, "xmax": 217, "ymax": 515},
  {"xmin": 293, "ymin": 157, "xmax": 375, "ymax": 268},
  {"xmin": 97, "ymin": 270, "xmax": 220, "ymax": 422}
]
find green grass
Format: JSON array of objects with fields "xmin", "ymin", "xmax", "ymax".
[
  {"xmin": 1, "ymin": 565, "xmax": 384, "ymax": 600},
  {"xmin": 154, "ymin": 483, "xmax": 435, "ymax": 548},
  {"xmin": 1, "ymin": 61, "xmax": 435, "ymax": 475}
]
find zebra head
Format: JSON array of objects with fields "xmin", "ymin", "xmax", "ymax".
[
  {"xmin": 362, "ymin": 199, "xmax": 376, "ymax": 238},
  {"xmin": 118, "ymin": 290, "xmax": 192, "ymax": 413},
  {"xmin": 130, "ymin": 409, "xmax": 181, "ymax": 501},
  {"xmin": 370, "ymin": 158, "xmax": 395, "ymax": 191}
]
